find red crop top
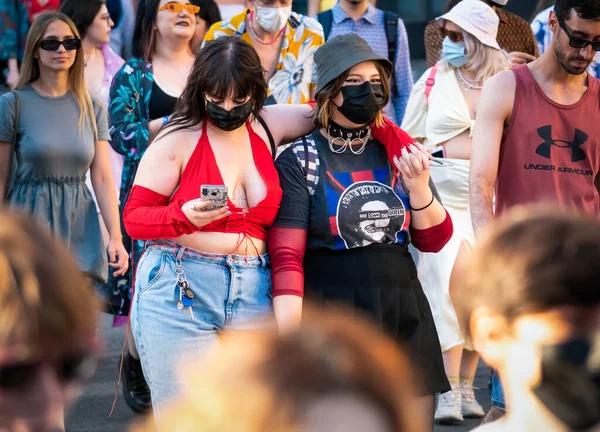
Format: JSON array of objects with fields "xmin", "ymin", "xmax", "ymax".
[{"xmin": 123, "ymin": 120, "xmax": 282, "ymax": 243}]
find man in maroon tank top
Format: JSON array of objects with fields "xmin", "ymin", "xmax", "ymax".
[
  {"xmin": 470, "ymin": 0, "xmax": 600, "ymax": 235},
  {"xmin": 469, "ymin": 0, "xmax": 600, "ymax": 427}
]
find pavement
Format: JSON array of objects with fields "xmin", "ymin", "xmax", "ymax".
[{"xmin": 66, "ymin": 313, "xmax": 492, "ymax": 432}]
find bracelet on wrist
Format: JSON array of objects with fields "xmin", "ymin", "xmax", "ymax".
[{"xmin": 411, "ymin": 193, "xmax": 435, "ymax": 212}]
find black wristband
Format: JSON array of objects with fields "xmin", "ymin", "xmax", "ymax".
[{"xmin": 411, "ymin": 193, "xmax": 435, "ymax": 212}]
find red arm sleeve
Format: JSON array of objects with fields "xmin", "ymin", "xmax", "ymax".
[
  {"xmin": 123, "ymin": 185, "xmax": 197, "ymax": 241},
  {"xmin": 268, "ymin": 227, "xmax": 308, "ymax": 298},
  {"xmin": 410, "ymin": 210, "xmax": 453, "ymax": 253},
  {"xmin": 371, "ymin": 118, "xmax": 414, "ymax": 166}
]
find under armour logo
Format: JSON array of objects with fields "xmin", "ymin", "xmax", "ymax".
[{"xmin": 535, "ymin": 126, "xmax": 588, "ymax": 162}]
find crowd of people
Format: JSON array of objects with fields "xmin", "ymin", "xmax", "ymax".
[{"xmin": 0, "ymin": 0, "xmax": 598, "ymax": 430}]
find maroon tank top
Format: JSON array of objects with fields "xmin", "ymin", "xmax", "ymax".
[{"xmin": 496, "ymin": 65, "xmax": 600, "ymax": 217}]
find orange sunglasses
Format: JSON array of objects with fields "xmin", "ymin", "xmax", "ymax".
[{"xmin": 158, "ymin": 3, "xmax": 200, "ymax": 14}]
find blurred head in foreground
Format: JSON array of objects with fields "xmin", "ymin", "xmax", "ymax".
[
  {"xmin": 0, "ymin": 211, "xmax": 99, "ymax": 432},
  {"xmin": 134, "ymin": 308, "xmax": 425, "ymax": 432},
  {"xmin": 457, "ymin": 208, "xmax": 600, "ymax": 431}
]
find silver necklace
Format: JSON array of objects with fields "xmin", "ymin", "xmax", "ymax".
[
  {"xmin": 457, "ymin": 68, "xmax": 483, "ymax": 90},
  {"xmin": 327, "ymin": 125, "xmax": 371, "ymax": 155}
]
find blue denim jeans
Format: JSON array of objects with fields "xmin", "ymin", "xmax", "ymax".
[
  {"xmin": 491, "ymin": 368, "xmax": 507, "ymax": 410},
  {"xmin": 130, "ymin": 241, "xmax": 273, "ymax": 415}
]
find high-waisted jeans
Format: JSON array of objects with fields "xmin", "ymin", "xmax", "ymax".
[{"xmin": 130, "ymin": 240, "xmax": 273, "ymax": 415}]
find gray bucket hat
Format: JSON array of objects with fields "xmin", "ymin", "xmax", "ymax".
[{"xmin": 314, "ymin": 33, "xmax": 393, "ymax": 95}]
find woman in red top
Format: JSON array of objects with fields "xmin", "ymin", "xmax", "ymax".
[{"xmin": 123, "ymin": 35, "xmax": 416, "ymax": 416}]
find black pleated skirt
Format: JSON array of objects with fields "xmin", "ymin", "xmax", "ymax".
[{"xmin": 304, "ymin": 243, "xmax": 450, "ymax": 396}]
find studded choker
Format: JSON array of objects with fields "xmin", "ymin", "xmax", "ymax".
[{"xmin": 327, "ymin": 121, "xmax": 372, "ymax": 155}]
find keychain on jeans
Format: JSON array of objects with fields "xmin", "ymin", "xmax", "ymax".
[{"xmin": 175, "ymin": 256, "xmax": 195, "ymax": 319}]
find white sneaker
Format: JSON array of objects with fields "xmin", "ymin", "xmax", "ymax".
[
  {"xmin": 461, "ymin": 381, "xmax": 485, "ymax": 418},
  {"xmin": 435, "ymin": 387, "xmax": 463, "ymax": 424}
]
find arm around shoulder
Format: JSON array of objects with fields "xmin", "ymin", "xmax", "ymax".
[{"xmin": 261, "ymin": 104, "xmax": 315, "ymax": 146}]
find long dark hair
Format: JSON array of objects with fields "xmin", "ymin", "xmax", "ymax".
[
  {"xmin": 59, "ymin": 0, "xmax": 106, "ymax": 39},
  {"xmin": 191, "ymin": 0, "xmax": 222, "ymax": 26},
  {"xmin": 132, "ymin": 0, "xmax": 161, "ymax": 62},
  {"xmin": 166, "ymin": 37, "xmax": 268, "ymax": 134}
]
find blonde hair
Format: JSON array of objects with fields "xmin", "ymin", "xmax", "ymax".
[
  {"xmin": 315, "ymin": 62, "xmax": 390, "ymax": 130},
  {"xmin": 16, "ymin": 12, "xmax": 97, "ymax": 136},
  {"xmin": 440, "ymin": 31, "xmax": 510, "ymax": 83},
  {"xmin": 0, "ymin": 210, "xmax": 98, "ymax": 358},
  {"xmin": 133, "ymin": 308, "xmax": 425, "ymax": 432}
]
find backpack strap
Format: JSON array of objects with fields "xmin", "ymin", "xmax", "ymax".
[
  {"xmin": 384, "ymin": 11, "xmax": 399, "ymax": 98},
  {"xmin": 3, "ymin": 91, "xmax": 19, "ymax": 200},
  {"xmin": 257, "ymin": 116, "xmax": 276, "ymax": 160},
  {"xmin": 424, "ymin": 65, "xmax": 438, "ymax": 102},
  {"xmin": 316, "ymin": 9, "xmax": 333, "ymax": 41},
  {"xmin": 291, "ymin": 136, "xmax": 320, "ymax": 196}
]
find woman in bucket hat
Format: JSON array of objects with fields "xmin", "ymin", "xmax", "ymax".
[
  {"xmin": 401, "ymin": 0, "xmax": 510, "ymax": 424},
  {"xmin": 268, "ymin": 33, "xmax": 454, "ymax": 428}
]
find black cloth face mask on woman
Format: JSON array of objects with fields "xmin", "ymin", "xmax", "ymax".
[
  {"xmin": 336, "ymin": 81, "xmax": 385, "ymax": 125},
  {"xmin": 206, "ymin": 100, "xmax": 253, "ymax": 131}
]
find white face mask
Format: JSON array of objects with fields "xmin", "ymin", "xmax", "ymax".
[{"xmin": 254, "ymin": 5, "xmax": 292, "ymax": 33}]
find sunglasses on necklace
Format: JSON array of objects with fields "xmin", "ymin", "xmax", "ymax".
[
  {"xmin": 0, "ymin": 353, "xmax": 98, "ymax": 391},
  {"xmin": 39, "ymin": 38, "xmax": 81, "ymax": 51},
  {"xmin": 158, "ymin": 3, "xmax": 200, "ymax": 14},
  {"xmin": 440, "ymin": 28, "xmax": 464, "ymax": 43},
  {"xmin": 556, "ymin": 14, "xmax": 600, "ymax": 52}
]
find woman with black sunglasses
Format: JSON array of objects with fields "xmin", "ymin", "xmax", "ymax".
[
  {"xmin": 0, "ymin": 12, "xmax": 128, "ymax": 285},
  {"xmin": 0, "ymin": 210, "xmax": 100, "ymax": 431}
]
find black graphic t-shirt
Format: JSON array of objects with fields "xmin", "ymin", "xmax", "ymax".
[{"xmin": 274, "ymin": 129, "xmax": 412, "ymax": 251}]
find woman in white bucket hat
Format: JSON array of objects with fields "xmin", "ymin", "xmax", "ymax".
[{"xmin": 401, "ymin": 0, "xmax": 509, "ymax": 425}]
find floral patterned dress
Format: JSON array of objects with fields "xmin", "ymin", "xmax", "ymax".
[
  {"xmin": 101, "ymin": 58, "xmax": 154, "ymax": 319},
  {"xmin": 204, "ymin": 9, "xmax": 324, "ymax": 104},
  {"xmin": 0, "ymin": 0, "xmax": 29, "ymax": 64}
]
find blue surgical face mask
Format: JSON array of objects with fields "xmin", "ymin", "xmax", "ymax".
[{"xmin": 442, "ymin": 36, "xmax": 468, "ymax": 68}]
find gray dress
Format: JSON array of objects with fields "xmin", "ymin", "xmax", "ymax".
[{"xmin": 0, "ymin": 85, "xmax": 111, "ymax": 282}]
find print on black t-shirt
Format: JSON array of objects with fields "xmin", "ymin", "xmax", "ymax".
[
  {"xmin": 273, "ymin": 130, "xmax": 413, "ymax": 252},
  {"xmin": 326, "ymin": 172, "xmax": 408, "ymax": 249}
]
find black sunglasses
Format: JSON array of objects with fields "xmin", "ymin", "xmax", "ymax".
[
  {"xmin": 556, "ymin": 14, "xmax": 600, "ymax": 52},
  {"xmin": 0, "ymin": 353, "xmax": 97, "ymax": 391},
  {"xmin": 440, "ymin": 28, "xmax": 464, "ymax": 43},
  {"xmin": 39, "ymin": 38, "xmax": 81, "ymax": 51}
]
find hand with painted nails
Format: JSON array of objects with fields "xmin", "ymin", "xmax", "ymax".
[
  {"xmin": 393, "ymin": 143, "xmax": 431, "ymax": 194},
  {"xmin": 181, "ymin": 199, "xmax": 231, "ymax": 227}
]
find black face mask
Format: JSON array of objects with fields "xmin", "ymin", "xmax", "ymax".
[
  {"xmin": 205, "ymin": 100, "xmax": 253, "ymax": 131},
  {"xmin": 532, "ymin": 333, "xmax": 600, "ymax": 430},
  {"xmin": 337, "ymin": 82, "xmax": 385, "ymax": 125}
]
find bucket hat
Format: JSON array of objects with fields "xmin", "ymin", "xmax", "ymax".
[
  {"xmin": 314, "ymin": 33, "xmax": 393, "ymax": 95},
  {"xmin": 437, "ymin": 0, "xmax": 501, "ymax": 50}
]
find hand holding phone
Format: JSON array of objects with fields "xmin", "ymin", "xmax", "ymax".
[{"xmin": 200, "ymin": 185, "xmax": 228, "ymax": 211}]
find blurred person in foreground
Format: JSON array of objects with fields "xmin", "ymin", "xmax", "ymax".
[
  {"xmin": 0, "ymin": 210, "xmax": 99, "ymax": 432},
  {"xmin": 453, "ymin": 208, "xmax": 600, "ymax": 431},
  {"xmin": 131, "ymin": 308, "xmax": 427, "ymax": 432}
]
